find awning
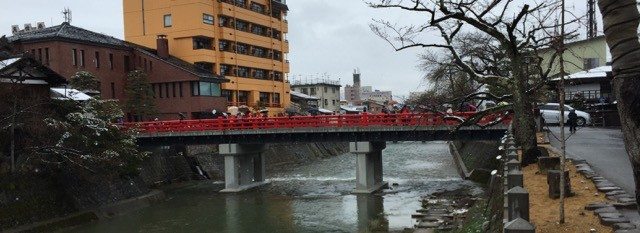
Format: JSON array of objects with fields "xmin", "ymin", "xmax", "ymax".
[
  {"xmin": 51, "ymin": 87, "xmax": 92, "ymax": 101},
  {"xmin": 318, "ymin": 108, "xmax": 333, "ymax": 114}
]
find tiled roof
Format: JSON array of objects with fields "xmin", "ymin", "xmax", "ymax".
[
  {"xmin": 130, "ymin": 44, "xmax": 226, "ymax": 81},
  {"xmin": 9, "ymin": 23, "xmax": 226, "ymax": 81},
  {"xmin": 8, "ymin": 22, "xmax": 126, "ymax": 48}
]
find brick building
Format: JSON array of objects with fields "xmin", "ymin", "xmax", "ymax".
[{"xmin": 8, "ymin": 22, "xmax": 228, "ymax": 120}]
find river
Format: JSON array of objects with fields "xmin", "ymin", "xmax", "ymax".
[{"xmin": 65, "ymin": 142, "xmax": 481, "ymax": 233}]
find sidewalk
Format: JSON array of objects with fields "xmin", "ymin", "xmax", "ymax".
[{"xmin": 547, "ymin": 126, "xmax": 640, "ymax": 227}]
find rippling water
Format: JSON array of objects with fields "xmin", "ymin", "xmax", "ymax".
[{"xmin": 66, "ymin": 142, "xmax": 480, "ymax": 233}]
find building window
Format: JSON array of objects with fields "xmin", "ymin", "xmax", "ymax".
[
  {"xmin": 143, "ymin": 58, "xmax": 147, "ymax": 71},
  {"xmin": 273, "ymin": 93, "xmax": 281, "ymax": 105},
  {"xmin": 301, "ymin": 88, "xmax": 308, "ymax": 95},
  {"xmin": 124, "ymin": 55, "xmax": 130, "ymax": 72},
  {"xmin": 333, "ymin": 87, "xmax": 337, "ymax": 94},
  {"xmin": 234, "ymin": 0, "xmax": 246, "ymax": 7},
  {"xmin": 251, "ymin": 24, "xmax": 266, "ymax": 36},
  {"xmin": 272, "ymin": 29, "xmax": 281, "ymax": 40},
  {"xmin": 192, "ymin": 82, "xmax": 221, "ymax": 96},
  {"xmin": 38, "ymin": 48, "xmax": 42, "ymax": 62},
  {"xmin": 72, "ymin": 49, "xmax": 77, "ymax": 66},
  {"xmin": 310, "ymin": 87, "xmax": 316, "ymax": 95},
  {"xmin": 324, "ymin": 86, "xmax": 328, "ymax": 93},
  {"xmin": 235, "ymin": 43, "xmax": 248, "ymax": 54},
  {"xmin": 44, "ymin": 48, "xmax": 49, "ymax": 65},
  {"xmin": 219, "ymin": 15, "xmax": 230, "ymax": 27},
  {"xmin": 238, "ymin": 91, "xmax": 249, "ymax": 104},
  {"xmin": 253, "ymin": 69, "xmax": 266, "ymax": 79},
  {"xmin": 220, "ymin": 64, "xmax": 232, "ymax": 76},
  {"xmin": 237, "ymin": 66, "xmax": 249, "ymax": 77},
  {"xmin": 149, "ymin": 61, "xmax": 153, "ymax": 71},
  {"xmin": 95, "ymin": 51, "xmax": 100, "ymax": 68},
  {"xmin": 203, "ymin": 13, "xmax": 214, "ymax": 25},
  {"xmin": 252, "ymin": 47, "xmax": 267, "ymax": 57},
  {"xmin": 166, "ymin": 83, "xmax": 170, "ymax": 99},
  {"xmin": 219, "ymin": 40, "xmax": 230, "ymax": 51},
  {"xmin": 273, "ymin": 50, "xmax": 282, "ymax": 61},
  {"xmin": 324, "ymin": 99, "xmax": 328, "ymax": 106},
  {"xmin": 109, "ymin": 53, "xmax": 114, "ymax": 69},
  {"xmin": 235, "ymin": 20, "xmax": 249, "ymax": 31},
  {"xmin": 222, "ymin": 90, "xmax": 233, "ymax": 102},
  {"xmin": 79, "ymin": 50, "xmax": 85, "ymax": 67},
  {"xmin": 259, "ymin": 92, "xmax": 270, "ymax": 104},
  {"xmin": 195, "ymin": 62, "xmax": 214, "ymax": 73},
  {"xmin": 250, "ymin": 2, "xmax": 265, "ymax": 14},
  {"xmin": 164, "ymin": 14, "xmax": 172, "ymax": 27},
  {"xmin": 193, "ymin": 37, "xmax": 213, "ymax": 50},
  {"xmin": 172, "ymin": 82, "xmax": 176, "ymax": 97},
  {"xmin": 332, "ymin": 100, "xmax": 336, "ymax": 106},
  {"xmin": 583, "ymin": 58, "xmax": 600, "ymax": 70},
  {"xmin": 111, "ymin": 82, "xmax": 116, "ymax": 99},
  {"xmin": 159, "ymin": 83, "xmax": 164, "ymax": 98},
  {"xmin": 179, "ymin": 82, "xmax": 184, "ymax": 97}
]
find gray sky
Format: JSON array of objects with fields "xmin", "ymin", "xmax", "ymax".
[{"xmin": 1, "ymin": 0, "xmax": 596, "ymax": 99}]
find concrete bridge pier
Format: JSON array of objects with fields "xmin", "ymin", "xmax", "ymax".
[
  {"xmin": 219, "ymin": 144, "xmax": 267, "ymax": 193},
  {"xmin": 351, "ymin": 142, "xmax": 388, "ymax": 194}
]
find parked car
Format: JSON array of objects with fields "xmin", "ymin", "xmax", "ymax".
[{"xmin": 539, "ymin": 103, "xmax": 591, "ymax": 126}]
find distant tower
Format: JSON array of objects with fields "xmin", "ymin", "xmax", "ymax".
[
  {"xmin": 587, "ymin": 0, "xmax": 597, "ymax": 38},
  {"xmin": 353, "ymin": 68, "xmax": 361, "ymax": 87},
  {"xmin": 62, "ymin": 8, "xmax": 72, "ymax": 24}
]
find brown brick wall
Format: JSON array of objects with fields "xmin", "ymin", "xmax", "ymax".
[{"xmin": 14, "ymin": 40, "xmax": 226, "ymax": 120}]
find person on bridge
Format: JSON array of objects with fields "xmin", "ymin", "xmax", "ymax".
[{"xmin": 568, "ymin": 109, "xmax": 578, "ymax": 134}]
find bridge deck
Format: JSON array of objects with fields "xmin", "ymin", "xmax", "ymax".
[{"xmin": 127, "ymin": 113, "xmax": 510, "ymax": 145}]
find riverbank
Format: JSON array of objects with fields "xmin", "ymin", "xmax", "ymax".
[
  {"xmin": 1, "ymin": 142, "xmax": 348, "ymax": 232},
  {"xmin": 50, "ymin": 142, "xmax": 470, "ymax": 233}
]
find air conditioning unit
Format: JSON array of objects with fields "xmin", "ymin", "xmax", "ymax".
[
  {"xmin": 36, "ymin": 22, "xmax": 45, "ymax": 29},
  {"xmin": 11, "ymin": 25, "xmax": 19, "ymax": 34},
  {"xmin": 23, "ymin": 23, "xmax": 32, "ymax": 31}
]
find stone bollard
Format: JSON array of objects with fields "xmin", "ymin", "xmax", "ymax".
[
  {"xmin": 538, "ymin": 157, "xmax": 560, "ymax": 173},
  {"xmin": 547, "ymin": 170, "xmax": 571, "ymax": 199},
  {"xmin": 508, "ymin": 170, "xmax": 524, "ymax": 190},
  {"xmin": 507, "ymin": 150, "xmax": 518, "ymax": 161},
  {"xmin": 506, "ymin": 159, "xmax": 521, "ymax": 172},
  {"xmin": 504, "ymin": 217, "xmax": 536, "ymax": 233},
  {"xmin": 507, "ymin": 186, "xmax": 530, "ymax": 221}
]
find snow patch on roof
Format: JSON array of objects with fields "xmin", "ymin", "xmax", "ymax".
[
  {"xmin": 552, "ymin": 65, "xmax": 611, "ymax": 81},
  {"xmin": 51, "ymin": 88, "xmax": 92, "ymax": 101},
  {"xmin": 290, "ymin": 91, "xmax": 320, "ymax": 100},
  {"xmin": 0, "ymin": 58, "xmax": 21, "ymax": 70}
]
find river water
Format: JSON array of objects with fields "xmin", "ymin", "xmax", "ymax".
[{"xmin": 67, "ymin": 142, "xmax": 480, "ymax": 233}]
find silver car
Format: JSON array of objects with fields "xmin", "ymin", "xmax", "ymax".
[{"xmin": 539, "ymin": 103, "xmax": 591, "ymax": 126}]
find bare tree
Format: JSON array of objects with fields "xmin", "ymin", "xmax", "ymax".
[
  {"xmin": 598, "ymin": 0, "xmax": 640, "ymax": 212},
  {"xmin": 368, "ymin": 0, "xmax": 573, "ymax": 157}
]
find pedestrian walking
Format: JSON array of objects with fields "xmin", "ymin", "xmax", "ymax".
[{"xmin": 568, "ymin": 109, "xmax": 578, "ymax": 133}]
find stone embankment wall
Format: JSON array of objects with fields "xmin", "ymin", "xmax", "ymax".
[
  {"xmin": 449, "ymin": 140, "xmax": 501, "ymax": 182},
  {"xmin": 188, "ymin": 142, "xmax": 349, "ymax": 180}
]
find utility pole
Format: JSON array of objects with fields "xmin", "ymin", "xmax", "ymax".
[{"xmin": 558, "ymin": 0, "xmax": 567, "ymax": 224}]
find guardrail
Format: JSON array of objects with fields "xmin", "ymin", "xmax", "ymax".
[{"xmin": 123, "ymin": 112, "xmax": 511, "ymax": 134}]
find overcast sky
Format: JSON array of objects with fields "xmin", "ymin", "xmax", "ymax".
[{"xmin": 1, "ymin": 0, "xmax": 596, "ymax": 99}]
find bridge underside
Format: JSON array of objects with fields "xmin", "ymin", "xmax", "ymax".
[{"xmin": 134, "ymin": 126, "xmax": 508, "ymax": 147}]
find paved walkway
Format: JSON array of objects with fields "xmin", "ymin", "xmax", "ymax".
[{"xmin": 548, "ymin": 126, "xmax": 640, "ymax": 226}]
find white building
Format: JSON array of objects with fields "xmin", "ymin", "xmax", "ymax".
[
  {"xmin": 361, "ymin": 89, "xmax": 393, "ymax": 103},
  {"xmin": 291, "ymin": 78, "xmax": 341, "ymax": 112}
]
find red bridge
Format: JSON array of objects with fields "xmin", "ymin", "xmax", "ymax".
[{"xmin": 126, "ymin": 112, "xmax": 510, "ymax": 193}]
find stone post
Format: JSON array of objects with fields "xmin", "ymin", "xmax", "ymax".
[
  {"xmin": 350, "ymin": 141, "xmax": 388, "ymax": 194},
  {"xmin": 504, "ymin": 217, "xmax": 535, "ymax": 233},
  {"xmin": 507, "ymin": 170, "xmax": 524, "ymax": 190},
  {"xmin": 218, "ymin": 143, "xmax": 268, "ymax": 193},
  {"xmin": 547, "ymin": 170, "xmax": 571, "ymax": 199},
  {"xmin": 506, "ymin": 159, "xmax": 521, "ymax": 172},
  {"xmin": 507, "ymin": 186, "xmax": 530, "ymax": 221}
]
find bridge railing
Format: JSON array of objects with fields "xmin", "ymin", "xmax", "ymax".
[{"xmin": 123, "ymin": 112, "xmax": 510, "ymax": 134}]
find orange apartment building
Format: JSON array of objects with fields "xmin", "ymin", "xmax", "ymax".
[{"xmin": 123, "ymin": 0, "xmax": 291, "ymax": 115}]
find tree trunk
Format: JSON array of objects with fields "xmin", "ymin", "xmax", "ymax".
[
  {"xmin": 510, "ymin": 56, "xmax": 539, "ymax": 159},
  {"xmin": 598, "ymin": 0, "xmax": 640, "ymax": 213}
]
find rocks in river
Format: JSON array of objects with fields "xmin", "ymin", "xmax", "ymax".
[{"xmin": 412, "ymin": 188, "xmax": 477, "ymax": 231}]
